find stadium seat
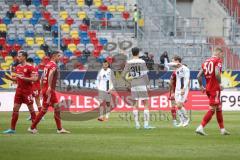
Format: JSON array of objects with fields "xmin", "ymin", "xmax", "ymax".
[
  {"xmin": 96, "ymin": 43, "xmax": 103, "ymax": 51},
  {"xmin": 106, "ymin": 56, "xmax": 113, "ymax": 63},
  {"xmin": 116, "ymin": 5, "xmax": 125, "ymax": 12},
  {"xmin": 63, "ymin": 37, "xmax": 72, "ymax": 45},
  {"xmin": 48, "ymin": 17, "xmax": 57, "ymax": 26},
  {"xmin": 33, "ymin": 0, "xmax": 41, "ymax": 6},
  {"xmin": 62, "ymin": 56, "xmax": 69, "ymax": 64},
  {"xmin": 52, "ymin": 25, "xmax": 58, "ymax": 32},
  {"xmin": 0, "ymin": 63, "xmax": 9, "ymax": 70},
  {"xmin": 33, "ymin": 56, "xmax": 41, "ymax": 64},
  {"xmin": 0, "ymin": 37, "xmax": 6, "ymax": 46},
  {"xmin": 94, "ymin": 0, "xmax": 102, "ymax": 7},
  {"xmin": 108, "ymin": 5, "xmax": 116, "ymax": 12},
  {"xmin": 36, "ymin": 50, "xmax": 45, "ymax": 58},
  {"xmin": 11, "ymin": 4, "xmax": 19, "ymax": 13},
  {"xmin": 35, "ymin": 37, "xmax": 44, "ymax": 45},
  {"xmin": 33, "ymin": 10, "xmax": 42, "ymax": 19},
  {"xmin": 77, "ymin": 0, "xmax": 85, "ymax": 7},
  {"xmin": 0, "ymin": 50, "xmax": 8, "ymax": 58},
  {"xmin": 93, "ymin": 49, "xmax": 100, "ymax": 57},
  {"xmin": 3, "ymin": 17, "xmax": 11, "ymax": 25},
  {"xmin": 16, "ymin": 11, "xmax": 24, "ymax": 19},
  {"xmin": 80, "ymin": 31, "xmax": 88, "ymax": 39},
  {"xmin": 77, "ymin": 11, "xmax": 86, "ymax": 20},
  {"xmin": 24, "ymin": 11, "xmax": 33, "ymax": 19},
  {"xmin": 99, "ymin": 5, "xmax": 108, "ymax": 12},
  {"xmin": 68, "ymin": 43, "xmax": 77, "ymax": 52},
  {"xmin": 65, "ymin": 17, "xmax": 74, "ymax": 25},
  {"xmin": 16, "ymin": 37, "xmax": 25, "ymax": 45},
  {"xmin": 42, "ymin": 11, "xmax": 51, "ymax": 20},
  {"xmin": 60, "ymin": 11, "xmax": 68, "ymax": 20},
  {"xmin": 106, "ymin": 12, "xmax": 113, "ymax": 20},
  {"xmin": 5, "ymin": 56, "xmax": 13, "ymax": 65},
  {"xmin": 13, "ymin": 43, "xmax": 21, "ymax": 51},
  {"xmin": 79, "ymin": 24, "xmax": 88, "ymax": 31},
  {"xmin": 7, "ymin": 37, "xmax": 15, "ymax": 45},
  {"xmin": 70, "ymin": 30, "xmax": 79, "ymax": 38},
  {"xmin": 72, "ymin": 37, "xmax": 80, "ymax": 45},
  {"xmin": 99, "ymin": 37, "xmax": 108, "ymax": 46},
  {"xmin": 91, "ymin": 37, "xmax": 98, "ymax": 46},
  {"xmin": 0, "ymin": 24, "xmax": 7, "ymax": 32},
  {"xmin": 122, "ymin": 11, "xmax": 130, "ymax": 20},
  {"xmin": 30, "ymin": 17, "xmax": 39, "ymax": 25},
  {"xmin": 53, "ymin": 38, "xmax": 59, "ymax": 45},
  {"xmin": 42, "ymin": 0, "xmax": 49, "ymax": 7},
  {"xmin": 88, "ymin": 30, "xmax": 97, "ymax": 38},
  {"xmin": 26, "ymin": 37, "xmax": 34, "ymax": 46},
  {"xmin": 4, "ymin": 44, "xmax": 12, "ymax": 52},
  {"xmin": 25, "ymin": 30, "xmax": 35, "ymax": 37},
  {"xmin": 74, "ymin": 50, "xmax": 82, "ymax": 57},
  {"xmin": 95, "ymin": 11, "xmax": 104, "ymax": 19},
  {"xmin": 61, "ymin": 24, "xmax": 70, "ymax": 33},
  {"xmin": 64, "ymin": 50, "xmax": 73, "ymax": 58}
]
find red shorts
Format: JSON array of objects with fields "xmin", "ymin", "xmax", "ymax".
[
  {"xmin": 206, "ymin": 90, "xmax": 221, "ymax": 106},
  {"xmin": 42, "ymin": 90, "xmax": 58, "ymax": 108},
  {"xmin": 32, "ymin": 89, "xmax": 41, "ymax": 98},
  {"xmin": 14, "ymin": 91, "xmax": 33, "ymax": 105}
]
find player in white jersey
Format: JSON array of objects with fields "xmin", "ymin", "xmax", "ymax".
[
  {"xmin": 172, "ymin": 56, "xmax": 190, "ymax": 127},
  {"xmin": 123, "ymin": 47, "xmax": 155, "ymax": 129},
  {"xmin": 96, "ymin": 60, "xmax": 114, "ymax": 121}
]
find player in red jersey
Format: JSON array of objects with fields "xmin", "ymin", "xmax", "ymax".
[
  {"xmin": 196, "ymin": 48, "xmax": 230, "ymax": 136},
  {"xmin": 26, "ymin": 58, "xmax": 43, "ymax": 120},
  {"xmin": 169, "ymin": 70, "xmax": 178, "ymax": 127},
  {"xmin": 28, "ymin": 50, "xmax": 70, "ymax": 134},
  {"xmin": 3, "ymin": 51, "xmax": 38, "ymax": 134}
]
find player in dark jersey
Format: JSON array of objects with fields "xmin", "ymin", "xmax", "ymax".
[
  {"xmin": 28, "ymin": 50, "xmax": 70, "ymax": 134},
  {"xmin": 196, "ymin": 48, "xmax": 230, "ymax": 136},
  {"xmin": 3, "ymin": 51, "xmax": 38, "ymax": 134}
]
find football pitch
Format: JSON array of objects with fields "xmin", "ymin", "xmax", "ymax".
[{"xmin": 0, "ymin": 111, "xmax": 239, "ymax": 160}]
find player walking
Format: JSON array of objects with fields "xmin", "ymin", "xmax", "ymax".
[
  {"xmin": 28, "ymin": 50, "xmax": 70, "ymax": 134},
  {"xmin": 196, "ymin": 48, "xmax": 230, "ymax": 136},
  {"xmin": 123, "ymin": 47, "xmax": 155, "ymax": 129},
  {"xmin": 3, "ymin": 51, "xmax": 38, "ymax": 134},
  {"xmin": 97, "ymin": 60, "xmax": 114, "ymax": 121},
  {"xmin": 169, "ymin": 70, "xmax": 178, "ymax": 127},
  {"xmin": 172, "ymin": 56, "xmax": 190, "ymax": 127}
]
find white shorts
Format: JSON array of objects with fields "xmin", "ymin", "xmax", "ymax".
[
  {"xmin": 131, "ymin": 85, "xmax": 149, "ymax": 100},
  {"xmin": 98, "ymin": 91, "xmax": 112, "ymax": 103},
  {"xmin": 175, "ymin": 90, "xmax": 189, "ymax": 103}
]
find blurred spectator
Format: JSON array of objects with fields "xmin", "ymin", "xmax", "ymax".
[
  {"xmin": 83, "ymin": 16, "xmax": 90, "ymax": 27},
  {"xmin": 146, "ymin": 54, "xmax": 154, "ymax": 70},
  {"xmin": 160, "ymin": 51, "xmax": 170, "ymax": 70},
  {"xmin": 140, "ymin": 52, "xmax": 149, "ymax": 62}
]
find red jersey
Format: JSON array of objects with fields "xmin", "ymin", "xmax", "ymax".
[
  {"xmin": 202, "ymin": 56, "xmax": 222, "ymax": 92},
  {"xmin": 170, "ymin": 71, "xmax": 176, "ymax": 92},
  {"xmin": 42, "ymin": 61, "xmax": 58, "ymax": 91},
  {"xmin": 15, "ymin": 63, "xmax": 36, "ymax": 94},
  {"xmin": 32, "ymin": 65, "xmax": 40, "ymax": 91}
]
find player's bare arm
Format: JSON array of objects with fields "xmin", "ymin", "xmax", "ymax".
[
  {"xmin": 47, "ymin": 68, "xmax": 56, "ymax": 94},
  {"xmin": 5, "ymin": 74, "xmax": 17, "ymax": 81},
  {"xmin": 215, "ymin": 66, "xmax": 223, "ymax": 90},
  {"xmin": 197, "ymin": 69, "xmax": 205, "ymax": 92},
  {"xmin": 18, "ymin": 73, "xmax": 38, "ymax": 82}
]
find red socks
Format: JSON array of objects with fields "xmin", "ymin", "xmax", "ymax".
[
  {"xmin": 216, "ymin": 109, "xmax": 224, "ymax": 129},
  {"xmin": 11, "ymin": 111, "xmax": 19, "ymax": 130},
  {"xmin": 54, "ymin": 110, "xmax": 62, "ymax": 130},
  {"xmin": 201, "ymin": 109, "xmax": 215, "ymax": 127},
  {"xmin": 31, "ymin": 110, "xmax": 47, "ymax": 129},
  {"xmin": 171, "ymin": 107, "xmax": 177, "ymax": 120},
  {"xmin": 30, "ymin": 111, "xmax": 36, "ymax": 123}
]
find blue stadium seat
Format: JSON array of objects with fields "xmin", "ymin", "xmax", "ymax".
[
  {"xmin": 33, "ymin": 11, "xmax": 42, "ymax": 19},
  {"xmin": 81, "ymin": 37, "xmax": 90, "ymax": 45},
  {"xmin": 30, "ymin": 18, "xmax": 38, "ymax": 25},
  {"xmin": 95, "ymin": 11, "xmax": 104, "ymax": 19},
  {"xmin": 51, "ymin": 25, "xmax": 58, "ymax": 32},
  {"xmin": 99, "ymin": 38, "xmax": 108, "ymax": 46},
  {"xmin": 7, "ymin": 38, "xmax": 15, "ymax": 45},
  {"xmin": 53, "ymin": 38, "xmax": 59, "ymax": 45},
  {"xmin": 16, "ymin": 37, "xmax": 25, "ymax": 45},
  {"xmin": 97, "ymin": 55, "xmax": 105, "ymax": 63},
  {"xmin": 3, "ymin": 17, "xmax": 11, "ymax": 25},
  {"xmin": 106, "ymin": 12, "xmax": 113, "ymax": 20},
  {"xmin": 64, "ymin": 50, "xmax": 73, "ymax": 58},
  {"xmin": 32, "ymin": 0, "xmax": 41, "ymax": 7},
  {"xmin": 80, "ymin": 31, "xmax": 88, "ymax": 39},
  {"xmin": 33, "ymin": 56, "xmax": 41, "ymax": 64},
  {"xmin": 25, "ymin": 30, "xmax": 35, "ymax": 37}
]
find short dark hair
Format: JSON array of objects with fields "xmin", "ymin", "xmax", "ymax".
[
  {"xmin": 132, "ymin": 47, "xmax": 140, "ymax": 56},
  {"xmin": 172, "ymin": 55, "xmax": 182, "ymax": 63},
  {"xmin": 50, "ymin": 50, "xmax": 62, "ymax": 58},
  {"xmin": 18, "ymin": 50, "xmax": 28, "ymax": 59},
  {"xmin": 26, "ymin": 57, "xmax": 34, "ymax": 63}
]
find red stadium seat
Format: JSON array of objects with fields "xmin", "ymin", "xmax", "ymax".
[
  {"xmin": 93, "ymin": 50, "xmax": 100, "ymax": 57},
  {"xmin": 74, "ymin": 50, "xmax": 82, "ymax": 57},
  {"xmin": 0, "ymin": 37, "xmax": 6, "ymax": 45},
  {"xmin": 106, "ymin": 56, "xmax": 113, "ymax": 64},
  {"xmin": 13, "ymin": 44, "xmax": 21, "ymax": 51},
  {"xmin": 42, "ymin": 11, "xmax": 51, "ymax": 20},
  {"xmin": 4, "ymin": 44, "xmax": 12, "ymax": 52},
  {"xmin": 61, "ymin": 56, "xmax": 69, "ymax": 64},
  {"xmin": 72, "ymin": 37, "xmax": 80, "ymax": 45},
  {"xmin": 122, "ymin": 11, "xmax": 130, "ymax": 20},
  {"xmin": 42, "ymin": 0, "xmax": 49, "ymax": 7},
  {"xmin": 88, "ymin": 30, "xmax": 97, "ymax": 38},
  {"xmin": 0, "ymin": 50, "xmax": 8, "ymax": 58},
  {"xmin": 91, "ymin": 37, "xmax": 98, "ymax": 46},
  {"xmin": 99, "ymin": 5, "xmax": 108, "ymax": 12},
  {"xmin": 101, "ymin": 18, "xmax": 107, "ymax": 27},
  {"xmin": 96, "ymin": 44, "xmax": 103, "ymax": 51},
  {"xmin": 66, "ymin": 17, "xmax": 74, "ymax": 26},
  {"xmin": 79, "ymin": 24, "xmax": 88, "ymax": 31},
  {"xmin": 11, "ymin": 4, "xmax": 19, "ymax": 13},
  {"xmin": 63, "ymin": 37, "xmax": 72, "ymax": 45},
  {"xmin": 48, "ymin": 17, "xmax": 57, "ymax": 26}
]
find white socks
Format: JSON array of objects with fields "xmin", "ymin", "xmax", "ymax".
[
  {"xmin": 144, "ymin": 109, "xmax": 150, "ymax": 127},
  {"xmin": 177, "ymin": 107, "xmax": 188, "ymax": 123},
  {"xmin": 105, "ymin": 105, "xmax": 111, "ymax": 119},
  {"xmin": 133, "ymin": 109, "xmax": 140, "ymax": 126},
  {"xmin": 99, "ymin": 106, "xmax": 104, "ymax": 119}
]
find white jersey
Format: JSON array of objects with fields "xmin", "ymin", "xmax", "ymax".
[
  {"xmin": 175, "ymin": 65, "xmax": 190, "ymax": 93},
  {"xmin": 123, "ymin": 58, "xmax": 149, "ymax": 87},
  {"xmin": 96, "ymin": 68, "xmax": 114, "ymax": 92}
]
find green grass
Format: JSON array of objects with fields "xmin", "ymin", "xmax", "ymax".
[{"xmin": 0, "ymin": 111, "xmax": 239, "ymax": 160}]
